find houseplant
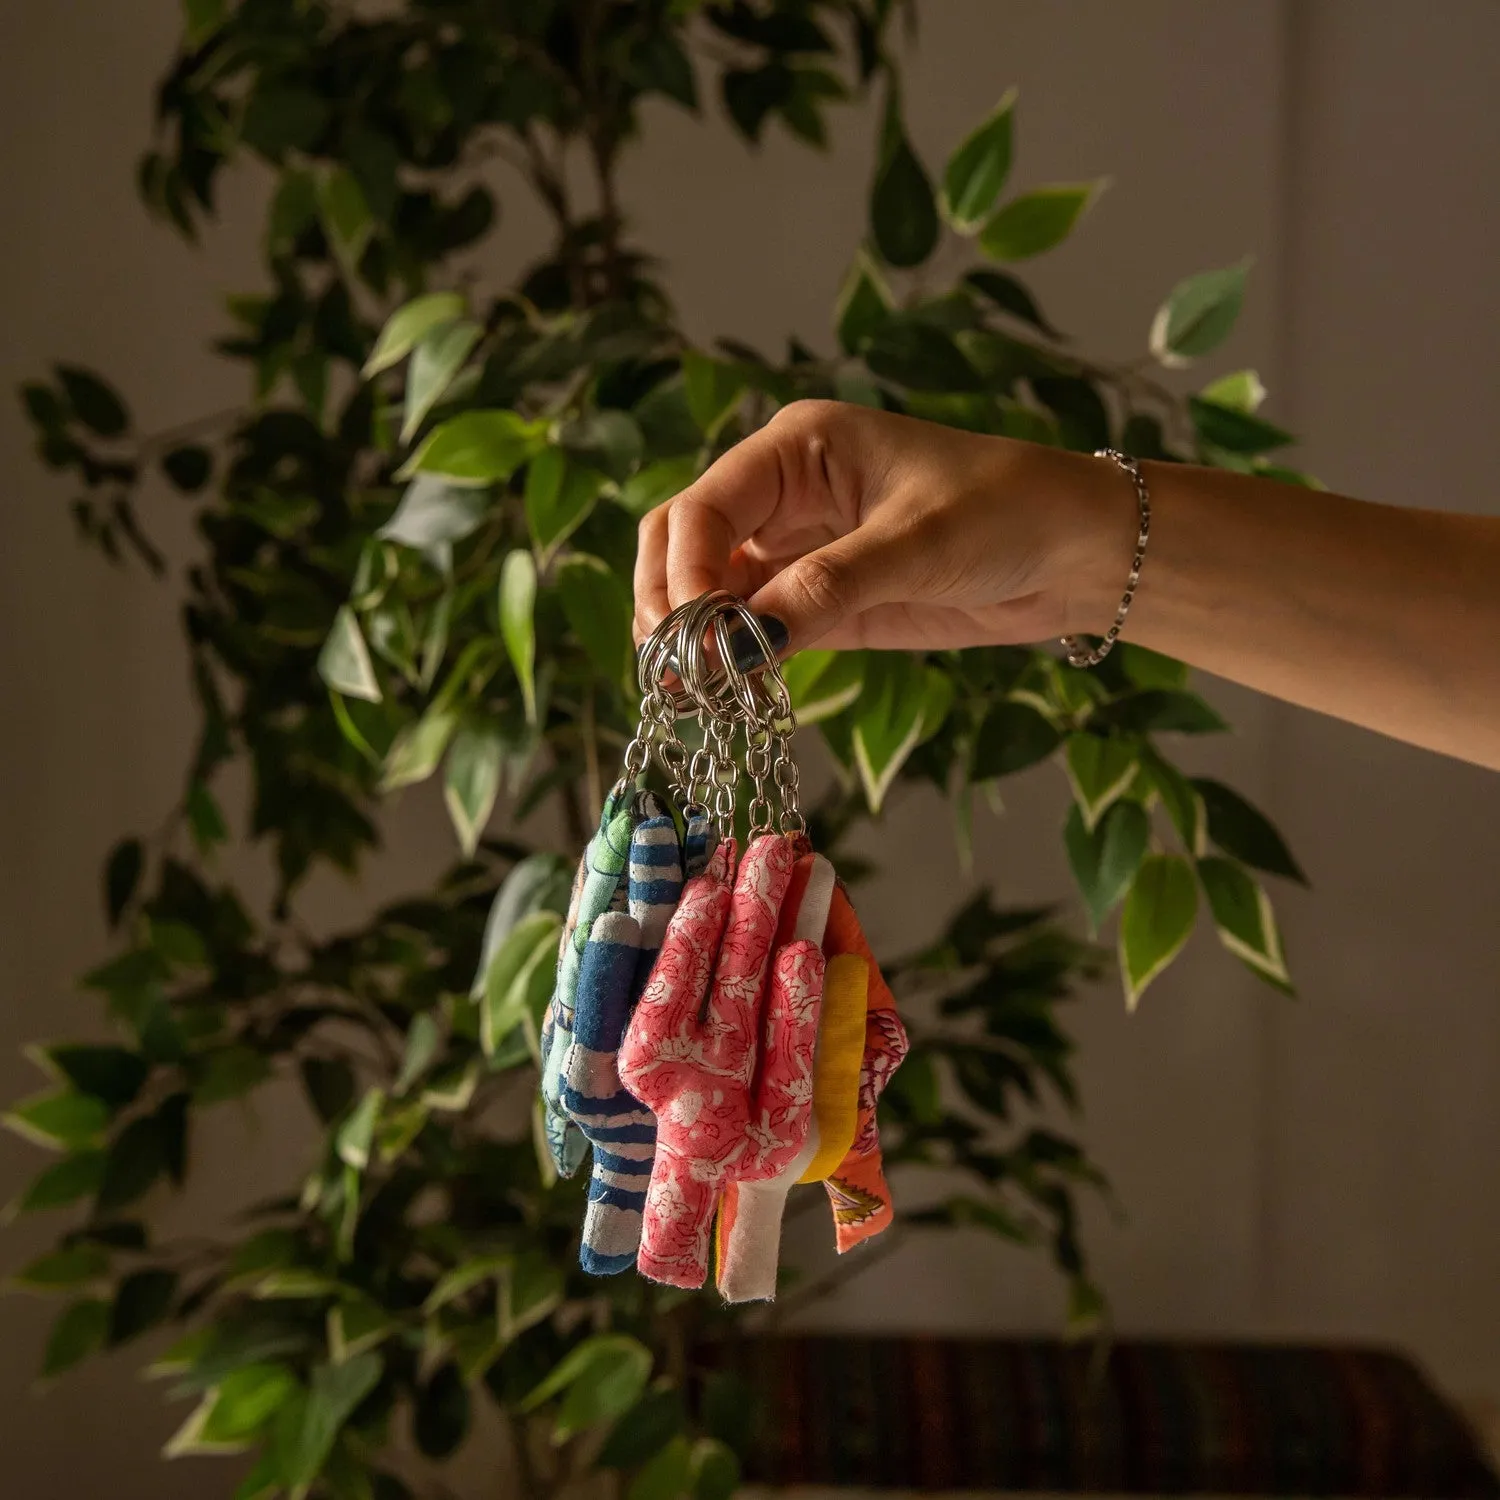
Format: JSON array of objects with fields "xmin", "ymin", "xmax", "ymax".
[{"xmin": 6, "ymin": 2, "xmax": 1310, "ymax": 1496}]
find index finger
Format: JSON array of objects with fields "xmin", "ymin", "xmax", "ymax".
[{"xmin": 633, "ymin": 422, "xmax": 787, "ymax": 634}]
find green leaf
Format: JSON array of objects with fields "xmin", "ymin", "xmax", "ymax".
[
  {"xmin": 963, "ymin": 268, "xmax": 1061, "ymax": 338},
  {"xmin": 835, "ymin": 251, "xmax": 892, "ymax": 354},
  {"xmin": 871, "ymin": 106, "xmax": 939, "ymax": 268},
  {"xmin": 7, "ymin": 1150, "xmax": 107, "ymax": 1215},
  {"xmin": 277, "ymin": 1353, "xmax": 383, "ymax": 1486},
  {"xmin": 395, "ymin": 1014, "xmax": 441, "ymax": 1098},
  {"xmin": 103, "ymin": 838, "xmax": 144, "ymax": 929},
  {"xmin": 328, "ymin": 1295, "xmax": 397, "ymax": 1364},
  {"xmin": 630, "ymin": 30, "xmax": 698, "ymax": 109},
  {"xmin": 42, "ymin": 1298, "xmax": 110, "ymax": 1378},
  {"xmin": 397, "ymin": 411, "xmax": 546, "ymax": 486},
  {"xmin": 41, "ymin": 1043, "xmax": 149, "ymax": 1109},
  {"xmin": 267, "ymin": 168, "xmax": 319, "ymax": 254},
  {"xmin": 863, "ymin": 320, "xmax": 981, "ymax": 392},
  {"xmin": 942, "ymin": 88, "xmax": 1016, "ymax": 231},
  {"xmin": 682, "ymin": 353, "xmax": 748, "ymax": 437},
  {"xmin": 1116, "ymin": 644, "xmax": 1189, "ymax": 691},
  {"xmin": 499, "ymin": 549, "xmax": 538, "ymax": 725},
  {"xmin": 1189, "ymin": 396, "xmax": 1294, "ymax": 455},
  {"xmin": 364, "ymin": 293, "xmax": 466, "ymax": 378},
  {"xmin": 971, "ymin": 700, "xmax": 1061, "ymax": 780},
  {"xmin": 402, "ymin": 320, "xmax": 482, "ymax": 443},
  {"xmin": 691, "ymin": 1438, "xmax": 741, "ymax": 1500},
  {"xmin": 56, "ymin": 366, "xmax": 128, "ymax": 437},
  {"xmin": 979, "ymin": 182, "xmax": 1103, "ymax": 261},
  {"xmin": 379, "ymin": 476, "xmax": 488, "ymax": 553},
  {"xmin": 191, "ymin": 1044, "xmax": 271, "ymax": 1105},
  {"xmin": 470, "ymin": 853, "xmax": 572, "ymax": 999},
  {"xmin": 499, "ymin": 1253, "xmax": 564, "ymax": 1343},
  {"xmin": 423, "ymin": 1254, "xmax": 510, "ymax": 1315},
  {"xmin": 12, "ymin": 1242, "xmax": 110, "ymax": 1292},
  {"xmin": 1065, "ymin": 800, "xmax": 1148, "ymax": 935},
  {"xmin": 555, "ymin": 554, "xmax": 633, "ymax": 686},
  {"xmin": 1198, "ymin": 856, "xmax": 1292, "ymax": 993},
  {"xmin": 525, "ymin": 449, "xmax": 605, "ymax": 563},
  {"xmin": 1200, "ymin": 369, "xmax": 1266, "ymax": 414},
  {"xmin": 1192, "ymin": 778, "xmax": 1307, "ymax": 884},
  {"xmin": 202, "ymin": 1364, "xmax": 302, "ymax": 1447},
  {"xmin": 444, "ymin": 722, "xmax": 504, "ymax": 856},
  {"xmin": 336, "ymin": 1088, "xmax": 384, "ymax": 1171},
  {"xmin": 318, "ymin": 167, "xmax": 373, "ymax": 272},
  {"xmin": 97, "ymin": 1113, "xmax": 169, "ymax": 1211},
  {"xmin": 186, "ymin": 780, "xmax": 228, "ymax": 854},
  {"xmin": 162, "ymin": 445, "xmax": 213, "ymax": 492},
  {"xmin": 482, "ymin": 911, "xmax": 563, "ymax": 1056},
  {"xmin": 629, "ymin": 1435, "xmax": 693, "ymax": 1500},
  {"xmin": 318, "ymin": 608, "xmax": 381, "ymax": 704},
  {"xmin": 241, "ymin": 85, "xmax": 329, "ymax": 159},
  {"xmin": 381, "ymin": 705, "xmax": 459, "ymax": 792},
  {"xmin": 782, "ymin": 650, "xmax": 867, "ymax": 726},
  {"xmin": 523, "ymin": 1334, "xmax": 654, "ymax": 1441},
  {"xmin": 598, "ymin": 1388, "xmax": 686, "ymax": 1469},
  {"xmin": 110, "ymin": 1268, "xmax": 179, "ymax": 1345},
  {"xmin": 1149, "ymin": 259, "xmax": 1251, "ymax": 367},
  {"xmin": 1064, "ymin": 734, "xmax": 1139, "ymax": 832},
  {"xmin": 851, "ymin": 654, "xmax": 929, "ymax": 813},
  {"xmin": 618, "ymin": 456, "xmax": 698, "ymax": 518},
  {"xmin": 1095, "ymin": 688, "xmax": 1229, "ymax": 736},
  {"xmin": 182, "ymin": 0, "xmax": 225, "ymax": 45},
  {"xmin": 301, "ymin": 1057, "xmax": 356, "ymax": 1125},
  {"xmin": 559, "ymin": 410, "xmax": 644, "ymax": 484},
  {"xmin": 1139, "ymin": 744, "xmax": 1204, "ymax": 855},
  {"xmin": 1118, "ymin": 853, "xmax": 1198, "ymax": 1010},
  {"xmin": 4, "ymin": 1090, "xmax": 110, "ymax": 1152}
]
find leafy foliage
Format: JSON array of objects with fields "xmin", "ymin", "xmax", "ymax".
[{"xmin": 9, "ymin": 2, "xmax": 1309, "ymax": 1496}]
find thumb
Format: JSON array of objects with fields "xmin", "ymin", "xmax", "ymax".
[{"xmin": 745, "ymin": 524, "xmax": 912, "ymax": 655}]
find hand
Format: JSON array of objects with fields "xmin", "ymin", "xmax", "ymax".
[{"xmin": 632, "ymin": 401, "xmax": 1134, "ymax": 655}]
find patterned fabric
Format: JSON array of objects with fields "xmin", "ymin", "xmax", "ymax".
[
  {"xmin": 620, "ymin": 834, "xmax": 795, "ymax": 1289},
  {"xmin": 708, "ymin": 1336, "xmax": 1500, "ymax": 1497},
  {"xmin": 820, "ymin": 882, "xmax": 909, "ymax": 1252},
  {"xmin": 716, "ymin": 852, "xmax": 836, "ymax": 1304},
  {"xmin": 562, "ymin": 814, "xmax": 687, "ymax": 1275},
  {"xmin": 563, "ymin": 913, "xmax": 651, "ymax": 1274},
  {"xmin": 540, "ymin": 798, "xmax": 639, "ymax": 1176}
]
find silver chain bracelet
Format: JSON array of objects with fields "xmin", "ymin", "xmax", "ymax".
[{"xmin": 1060, "ymin": 447, "xmax": 1152, "ymax": 670}]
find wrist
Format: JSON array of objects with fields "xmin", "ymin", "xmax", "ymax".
[{"xmin": 1038, "ymin": 446, "xmax": 1147, "ymax": 638}]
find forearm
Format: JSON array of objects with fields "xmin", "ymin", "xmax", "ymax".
[{"xmin": 1069, "ymin": 459, "xmax": 1500, "ymax": 768}]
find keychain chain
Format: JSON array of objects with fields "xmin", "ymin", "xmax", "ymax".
[{"xmin": 622, "ymin": 592, "xmax": 803, "ymax": 837}]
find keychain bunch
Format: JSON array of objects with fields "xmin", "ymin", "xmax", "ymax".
[{"xmin": 537, "ymin": 593, "xmax": 909, "ymax": 1302}]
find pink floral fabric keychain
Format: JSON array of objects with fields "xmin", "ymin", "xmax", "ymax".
[{"xmin": 618, "ymin": 832, "xmax": 797, "ymax": 1289}]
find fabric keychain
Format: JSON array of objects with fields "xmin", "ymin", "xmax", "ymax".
[
  {"xmin": 819, "ymin": 881, "xmax": 910, "ymax": 1251},
  {"xmin": 539, "ymin": 792, "xmax": 655, "ymax": 1177},
  {"xmin": 713, "ymin": 850, "xmax": 835, "ymax": 1303},
  {"xmin": 561, "ymin": 812, "xmax": 685, "ymax": 1274},
  {"xmin": 619, "ymin": 831, "xmax": 798, "ymax": 1289}
]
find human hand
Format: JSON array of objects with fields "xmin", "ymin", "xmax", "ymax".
[{"xmin": 633, "ymin": 401, "xmax": 1134, "ymax": 656}]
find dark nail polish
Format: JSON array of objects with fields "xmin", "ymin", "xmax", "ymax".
[
  {"xmin": 758, "ymin": 615, "xmax": 790, "ymax": 655},
  {"xmin": 726, "ymin": 615, "xmax": 790, "ymax": 673}
]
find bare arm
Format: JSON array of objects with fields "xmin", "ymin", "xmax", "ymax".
[{"xmin": 633, "ymin": 401, "xmax": 1500, "ymax": 770}]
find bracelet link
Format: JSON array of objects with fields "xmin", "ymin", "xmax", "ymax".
[{"xmin": 1060, "ymin": 447, "xmax": 1152, "ymax": 669}]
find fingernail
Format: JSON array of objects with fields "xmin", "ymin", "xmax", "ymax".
[
  {"xmin": 726, "ymin": 615, "xmax": 790, "ymax": 673},
  {"xmin": 758, "ymin": 615, "xmax": 790, "ymax": 655}
]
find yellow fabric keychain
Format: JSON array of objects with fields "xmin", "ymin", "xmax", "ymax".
[{"xmin": 796, "ymin": 952, "xmax": 868, "ymax": 1184}]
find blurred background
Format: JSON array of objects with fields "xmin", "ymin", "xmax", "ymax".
[{"xmin": 1, "ymin": 1, "xmax": 1497, "ymax": 1495}]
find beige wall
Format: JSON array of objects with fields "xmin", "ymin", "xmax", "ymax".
[{"xmin": 2, "ymin": 2, "xmax": 1498, "ymax": 1495}]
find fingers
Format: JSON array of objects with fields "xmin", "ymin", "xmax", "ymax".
[
  {"xmin": 634, "ymin": 401, "xmax": 858, "ymax": 640},
  {"xmin": 743, "ymin": 522, "xmax": 914, "ymax": 653}
]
